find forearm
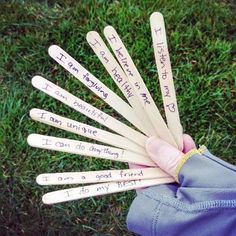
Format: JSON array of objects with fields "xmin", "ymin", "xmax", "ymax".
[
  {"xmin": 127, "ymin": 185, "xmax": 236, "ymax": 236},
  {"xmin": 127, "ymin": 148, "xmax": 236, "ymax": 235}
]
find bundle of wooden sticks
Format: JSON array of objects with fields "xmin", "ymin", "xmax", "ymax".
[{"xmin": 28, "ymin": 12, "xmax": 183, "ymax": 204}]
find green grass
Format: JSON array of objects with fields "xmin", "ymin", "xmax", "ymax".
[{"xmin": 0, "ymin": 0, "xmax": 235, "ymax": 235}]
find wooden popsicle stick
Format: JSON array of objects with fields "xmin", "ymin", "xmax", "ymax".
[
  {"xmin": 104, "ymin": 26, "xmax": 177, "ymax": 148},
  {"xmin": 42, "ymin": 178, "xmax": 174, "ymax": 204},
  {"xmin": 36, "ymin": 167, "xmax": 173, "ymax": 185},
  {"xmin": 48, "ymin": 45, "xmax": 149, "ymax": 135},
  {"xmin": 31, "ymin": 76, "xmax": 147, "ymax": 147},
  {"xmin": 27, "ymin": 134, "xmax": 156, "ymax": 166},
  {"xmin": 86, "ymin": 31, "xmax": 156, "ymax": 136},
  {"xmin": 30, "ymin": 108, "xmax": 146, "ymax": 155},
  {"xmin": 150, "ymin": 12, "xmax": 183, "ymax": 150}
]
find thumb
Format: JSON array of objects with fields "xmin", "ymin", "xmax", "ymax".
[
  {"xmin": 146, "ymin": 137, "xmax": 183, "ymax": 177},
  {"xmin": 182, "ymin": 134, "xmax": 196, "ymax": 153}
]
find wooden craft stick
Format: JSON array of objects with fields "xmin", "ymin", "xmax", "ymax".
[
  {"xmin": 36, "ymin": 167, "xmax": 173, "ymax": 185},
  {"xmin": 48, "ymin": 45, "xmax": 149, "ymax": 135},
  {"xmin": 42, "ymin": 178, "xmax": 174, "ymax": 204},
  {"xmin": 31, "ymin": 76, "xmax": 147, "ymax": 147},
  {"xmin": 104, "ymin": 26, "xmax": 177, "ymax": 148},
  {"xmin": 150, "ymin": 12, "xmax": 183, "ymax": 150},
  {"xmin": 30, "ymin": 108, "xmax": 146, "ymax": 155},
  {"xmin": 86, "ymin": 31, "xmax": 156, "ymax": 136},
  {"xmin": 27, "ymin": 134, "xmax": 156, "ymax": 166}
]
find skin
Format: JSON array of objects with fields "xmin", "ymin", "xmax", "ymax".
[{"xmin": 129, "ymin": 134, "xmax": 196, "ymax": 192}]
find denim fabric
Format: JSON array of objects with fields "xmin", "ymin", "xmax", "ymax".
[{"xmin": 127, "ymin": 149, "xmax": 236, "ymax": 235}]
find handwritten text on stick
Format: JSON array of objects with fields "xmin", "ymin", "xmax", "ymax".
[
  {"xmin": 86, "ymin": 31, "xmax": 158, "ymax": 136},
  {"xmin": 49, "ymin": 45, "xmax": 150, "ymax": 135},
  {"xmin": 150, "ymin": 12, "xmax": 183, "ymax": 150},
  {"xmin": 30, "ymin": 109, "xmax": 147, "ymax": 155},
  {"xmin": 34, "ymin": 110, "xmax": 97, "ymax": 136},
  {"xmin": 27, "ymin": 134, "xmax": 156, "ymax": 166},
  {"xmin": 36, "ymin": 167, "xmax": 172, "ymax": 185},
  {"xmin": 54, "ymin": 51, "xmax": 108, "ymax": 100},
  {"xmin": 33, "ymin": 76, "xmax": 109, "ymax": 123},
  {"xmin": 103, "ymin": 26, "xmax": 178, "ymax": 147},
  {"xmin": 31, "ymin": 76, "xmax": 147, "ymax": 146},
  {"xmin": 103, "ymin": 28, "xmax": 153, "ymax": 105},
  {"xmin": 86, "ymin": 32, "xmax": 136, "ymax": 100},
  {"xmin": 42, "ymin": 178, "xmax": 174, "ymax": 204}
]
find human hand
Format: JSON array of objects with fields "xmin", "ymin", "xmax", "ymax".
[
  {"xmin": 127, "ymin": 134, "xmax": 236, "ymax": 235},
  {"xmin": 129, "ymin": 134, "xmax": 196, "ymax": 192},
  {"xmin": 145, "ymin": 134, "xmax": 196, "ymax": 178}
]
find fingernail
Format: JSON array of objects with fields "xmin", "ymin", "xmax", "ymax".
[
  {"xmin": 146, "ymin": 136, "xmax": 161, "ymax": 156},
  {"xmin": 146, "ymin": 136, "xmax": 167, "ymax": 160}
]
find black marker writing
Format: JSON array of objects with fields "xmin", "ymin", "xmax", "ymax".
[
  {"xmin": 166, "ymin": 103, "xmax": 175, "ymax": 112},
  {"xmin": 108, "ymin": 34, "xmax": 117, "ymax": 43},
  {"xmin": 37, "ymin": 112, "xmax": 47, "ymax": 119},
  {"xmin": 163, "ymin": 85, "xmax": 170, "ymax": 97},
  {"xmin": 100, "ymin": 51, "xmax": 109, "ymax": 64},
  {"xmin": 140, "ymin": 93, "xmax": 151, "ymax": 105},
  {"xmin": 42, "ymin": 83, "xmax": 52, "ymax": 91},
  {"xmin": 97, "ymin": 184, "xmax": 109, "ymax": 193},
  {"xmin": 42, "ymin": 138, "xmax": 52, "ymax": 146},
  {"xmin": 55, "ymin": 141, "xmax": 70, "ymax": 148},
  {"xmin": 56, "ymin": 53, "xmax": 66, "ymax": 63},
  {"xmin": 49, "ymin": 116, "xmax": 62, "ymax": 126},
  {"xmin": 89, "ymin": 38, "xmax": 101, "ymax": 49},
  {"xmin": 154, "ymin": 27, "xmax": 162, "ymax": 35}
]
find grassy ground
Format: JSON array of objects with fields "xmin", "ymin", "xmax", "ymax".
[{"xmin": 0, "ymin": 0, "xmax": 235, "ymax": 235}]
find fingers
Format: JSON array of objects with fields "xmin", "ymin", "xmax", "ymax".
[
  {"xmin": 182, "ymin": 134, "xmax": 196, "ymax": 153},
  {"xmin": 133, "ymin": 134, "xmax": 196, "ymax": 182},
  {"xmin": 128, "ymin": 163, "xmax": 147, "ymax": 169},
  {"xmin": 146, "ymin": 137, "xmax": 183, "ymax": 177}
]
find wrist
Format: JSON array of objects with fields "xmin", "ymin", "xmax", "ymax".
[{"xmin": 175, "ymin": 146, "xmax": 206, "ymax": 182}]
